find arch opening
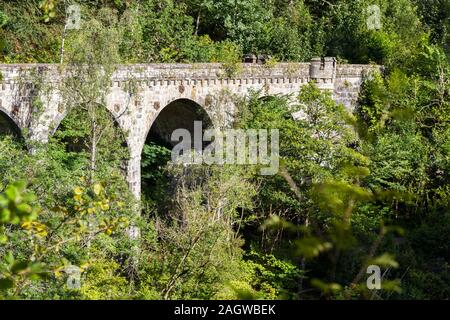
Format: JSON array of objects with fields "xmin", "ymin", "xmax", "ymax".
[
  {"xmin": 148, "ymin": 99, "xmax": 213, "ymax": 148},
  {"xmin": 141, "ymin": 98, "xmax": 213, "ymax": 205},
  {"xmin": 0, "ymin": 110, "xmax": 22, "ymax": 139},
  {"xmin": 259, "ymin": 95, "xmax": 277, "ymax": 103},
  {"xmin": 50, "ymin": 107, "xmax": 130, "ymax": 179}
]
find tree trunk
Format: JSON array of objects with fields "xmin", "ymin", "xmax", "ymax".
[
  {"xmin": 60, "ymin": 25, "xmax": 67, "ymax": 64},
  {"xmin": 195, "ymin": 10, "xmax": 201, "ymax": 35},
  {"xmin": 90, "ymin": 120, "xmax": 97, "ymax": 184},
  {"xmin": 60, "ymin": 0, "xmax": 68, "ymax": 64}
]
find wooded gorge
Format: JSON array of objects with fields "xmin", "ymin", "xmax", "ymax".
[{"xmin": 0, "ymin": 0, "xmax": 449, "ymax": 300}]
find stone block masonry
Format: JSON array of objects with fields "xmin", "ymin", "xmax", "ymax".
[{"xmin": 0, "ymin": 58, "xmax": 381, "ymax": 198}]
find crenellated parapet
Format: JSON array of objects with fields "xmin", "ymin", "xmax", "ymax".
[{"xmin": 0, "ymin": 58, "xmax": 381, "ymax": 198}]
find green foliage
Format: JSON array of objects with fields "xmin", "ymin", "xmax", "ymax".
[
  {"xmin": 141, "ymin": 142, "xmax": 171, "ymax": 208},
  {"xmin": 0, "ymin": 182, "xmax": 46, "ymax": 297},
  {"xmin": 241, "ymin": 250, "xmax": 304, "ymax": 299},
  {"xmin": 322, "ymin": 0, "xmax": 428, "ymax": 67},
  {"xmin": 0, "ymin": 181, "xmax": 39, "ymax": 224},
  {"xmin": 38, "ymin": 0, "xmax": 57, "ymax": 22},
  {"xmin": 141, "ymin": 142, "xmax": 171, "ymax": 183},
  {"xmin": 415, "ymin": 0, "xmax": 450, "ymax": 56},
  {"xmin": 0, "ymin": 0, "xmax": 449, "ymax": 301},
  {"xmin": 236, "ymin": 83, "xmax": 367, "ymax": 228},
  {"xmin": 137, "ymin": 164, "xmax": 256, "ymax": 299},
  {"xmin": 0, "ymin": 0, "xmax": 442, "ymax": 66},
  {"xmin": 235, "ymin": 82, "xmax": 416, "ymax": 299},
  {"xmin": 79, "ymin": 258, "xmax": 130, "ymax": 300}
]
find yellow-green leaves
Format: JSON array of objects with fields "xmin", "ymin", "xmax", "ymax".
[
  {"xmin": 296, "ymin": 237, "xmax": 332, "ymax": 259},
  {"xmin": 0, "ymin": 181, "xmax": 39, "ymax": 225},
  {"xmin": 70, "ymin": 182, "xmax": 129, "ymax": 238},
  {"xmin": 54, "ymin": 259, "xmax": 89, "ymax": 280},
  {"xmin": 99, "ymin": 217, "xmax": 129, "ymax": 236},
  {"xmin": 0, "ymin": 251, "xmax": 46, "ymax": 294},
  {"xmin": 38, "ymin": 0, "xmax": 57, "ymax": 22},
  {"xmin": 312, "ymin": 180, "xmax": 373, "ymax": 218},
  {"xmin": 369, "ymin": 253, "xmax": 399, "ymax": 269},
  {"xmin": 73, "ymin": 187, "xmax": 84, "ymax": 204},
  {"xmin": 311, "ymin": 279, "xmax": 342, "ymax": 295},
  {"xmin": 0, "ymin": 226, "xmax": 7, "ymax": 244},
  {"xmin": 21, "ymin": 221, "xmax": 48, "ymax": 238},
  {"xmin": 72, "ymin": 183, "xmax": 111, "ymax": 215},
  {"xmin": 93, "ymin": 183, "xmax": 102, "ymax": 196},
  {"xmin": 0, "ymin": 183, "xmax": 48, "ymax": 296},
  {"xmin": 259, "ymin": 215, "xmax": 299, "ymax": 232},
  {"xmin": 74, "ymin": 186, "xmax": 83, "ymax": 196}
]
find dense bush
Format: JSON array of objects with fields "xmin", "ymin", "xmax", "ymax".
[{"xmin": 0, "ymin": 0, "xmax": 448, "ymax": 300}]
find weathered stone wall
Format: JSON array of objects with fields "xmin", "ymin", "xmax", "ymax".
[
  {"xmin": 0, "ymin": 58, "xmax": 381, "ymax": 198},
  {"xmin": 334, "ymin": 64, "xmax": 383, "ymax": 109}
]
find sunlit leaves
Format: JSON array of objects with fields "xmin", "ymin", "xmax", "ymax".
[
  {"xmin": 53, "ymin": 259, "xmax": 89, "ymax": 280},
  {"xmin": 99, "ymin": 217, "xmax": 129, "ymax": 236},
  {"xmin": 69, "ymin": 182, "xmax": 130, "ymax": 236},
  {"xmin": 381, "ymin": 279, "xmax": 402, "ymax": 293},
  {"xmin": 21, "ymin": 221, "xmax": 48, "ymax": 238},
  {"xmin": 38, "ymin": 0, "xmax": 57, "ymax": 22},
  {"xmin": 0, "ymin": 183, "xmax": 47, "ymax": 296},
  {"xmin": 259, "ymin": 215, "xmax": 299, "ymax": 233},
  {"xmin": 368, "ymin": 253, "xmax": 399, "ymax": 268},
  {"xmin": 74, "ymin": 187, "xmax": 83, "ymax": 196},
  {"xmin": 93, "ymin": 183, "xmax": 102, "ymax": 196},
  {"xmin": 310, "ymin": 279, "xmax": 342, "ymax": 295},
  {"xmin": 0, "ymin": 181, "xmax": 39, "ymax": 224},
  {"xmin": 312, "ymin": 180, "xmax": 373, "ymax": 218},
  {"xmin": 296, "ymin": 237, "xmax": 333, "ymax": 259},
  {"xmin": 0, "ymin": 251, "xmax": 47, "ymax": 295},
  {"xmin": 0, "ymin": 226, "xmax": 7, "ymax": 244},
  {"xmin": 0, "ymin": 179, "xmax": 131, "ymax": 298},
  {"xmin": 73, "ymin": 183, "xmax": 113, "ymax": 216},
  {"xmin": 244, "ymin": 82, "xmax": 409, "ymax": 299}
]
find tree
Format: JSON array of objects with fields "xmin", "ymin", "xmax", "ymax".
[
  {"xmin": 59, "ymin": 8, "xmax": 132, "ymax": 184},
  {"xmin": 137, "ymin": 164, "xmax": 257, "ymax": 299}
]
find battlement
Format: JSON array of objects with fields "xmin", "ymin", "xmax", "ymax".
[
  {"xmin": 0, "ymin": 58, "xmax": 377, "ymax": 86},
  {"xmin": 0, "ymin": 58, "xmax": 381, "ymax": 198}
]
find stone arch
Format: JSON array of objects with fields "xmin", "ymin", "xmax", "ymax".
[
  {"xmin": 50, "ymin": 106, "xmax": 130, "ymax": 176},
  {"xmin": 49, "ymin": 107, "xmax": 128, "ymax": 141},
  {"xmin": 138, "ymin": 98, "xmax": 214, "ymax": 201},
  {"xmin": 49, "ymin": 104, "xmax": 130, "ymax": 154},
  {"xmin": 259, "ymin": 93, "xmax": 298, "ymax": 109},
  {"xmin": 259, "ymin": 95, "xmax": 277, "ymax": 102},
  {"xmin": 145, "ymin": 98, "xmax": 214, "ymax": 148},
  {"xmin": 0, "ymin": 107, "xmax": 23, "ymax": 139}
]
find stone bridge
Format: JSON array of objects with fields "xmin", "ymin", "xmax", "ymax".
[{"xmin": 0, "ymin": 57, "xmax": 380, "ymax": 198}]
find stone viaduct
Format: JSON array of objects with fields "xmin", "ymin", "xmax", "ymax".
[{"xmin": 0, "ymin": 57, "xmax": 380, "ymax": 199}]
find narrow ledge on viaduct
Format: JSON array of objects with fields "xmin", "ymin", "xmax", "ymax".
[{"xmin": 0, "ymin": 57, "xmax": 381, "ymax": 198}]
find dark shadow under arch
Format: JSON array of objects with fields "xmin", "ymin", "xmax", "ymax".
[
  {"xmin": 259, "ymin": 95, "xmax": 277, "ymax": 103},
  {"xmin": 148, "ymin": 98, "xmax": 213, "ymax": 148},
  {"xmin": 140, "ymin": 98, "xmax": 213, "ymax": 204},
  {"xmin": 0, "ymin": 109, "xmax": 22, "ymax": 139}
]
